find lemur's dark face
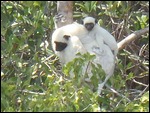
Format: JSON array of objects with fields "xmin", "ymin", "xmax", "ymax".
[
  {"xmin": 54, "ymin": 35, "xmax": 71, "ymax": 51},
  {"xmin": 83, "ymin": 17, "xmax": 98, "ymax": 31},
  {"xmin": 84, "ymin": 23, "xmax": 95, "ymax": 31},
  {"xmin": 54, "ymin": 41, "xmax": 67, "ymax": 51}
]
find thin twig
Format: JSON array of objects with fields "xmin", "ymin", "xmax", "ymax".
[
  {"xmin": 132, "ymin": 79, "xmax": 148, "ymax": 87},
  {"xmin": 105, "ymin": 84, "xmax": 131, "ymax": 102},
  {"xmin": 134, "ymin": 84, "xmax": 149, "ymax": 100},
  {"xmin": 19, "ymin": 90, "xmax": 46, "ymax": 95}
]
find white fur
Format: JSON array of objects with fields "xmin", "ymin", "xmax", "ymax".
[{"xmin": 59, "ymin": 36, "xmax": 86, "ymax": 64}]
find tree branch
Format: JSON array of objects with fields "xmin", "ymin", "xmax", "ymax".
[{"xmin": 117, "ymin": 27, "xmax": 149, "ymax": 50}]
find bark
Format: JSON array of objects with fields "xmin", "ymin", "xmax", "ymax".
[{"xmin": 55, "ymin": 1, "xmax": 73, "ymax": 28}]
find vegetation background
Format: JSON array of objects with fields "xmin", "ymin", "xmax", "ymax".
[{"xmin": 1, "ymin": 1, "xmax": 149, "ymax": 112}]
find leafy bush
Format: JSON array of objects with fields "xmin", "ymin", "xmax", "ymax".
[{"xmin": 1, "ymin": 1, "xmax": 149, "ymax": 112}]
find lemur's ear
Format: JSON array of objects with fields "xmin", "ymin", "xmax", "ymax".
[
  {"xmin": 80, "ymin": 19, "xmax": 84, "ymax": 25},
  {"xmin": 95, "ymin": 19, "xmax": 98, "ymax": 24},
  {"xmin": 77, "ymin": 19, "xmax": 84, "ymax": 25},
  {"xmin": 63, "ymin": 35, "xmax": 70, "ymax": 40}
]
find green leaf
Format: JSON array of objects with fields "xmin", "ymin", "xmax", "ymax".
[{"xmin": 140, "ymin": 91, "xmax": 149, "ymax": 103}]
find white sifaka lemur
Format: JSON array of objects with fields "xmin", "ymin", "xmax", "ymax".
[
  {"xmin": 82, "ymin": 16, "xmax": 118, "ymax": 57},
  {"xmin": 80, "ymin": 16, "xmax": 118, "ymax": 94}
]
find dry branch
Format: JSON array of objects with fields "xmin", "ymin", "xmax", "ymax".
[{"xmin": 117, "ymin": 27, "xmax": 149, "ymax": 51}]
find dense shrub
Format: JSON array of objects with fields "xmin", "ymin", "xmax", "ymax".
[{"xmin": 1, "ymin": 1, "xmax": 149, "ymax": 112}]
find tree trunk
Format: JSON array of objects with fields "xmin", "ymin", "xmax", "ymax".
[{"xmin": 55, "ymin": 1, "xmax": 73, "ymax": 28}]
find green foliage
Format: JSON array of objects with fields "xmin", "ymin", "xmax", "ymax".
[
  {"xmin": 1, "ymin": 1, "xmax": 149, "ymax": 112},
  {"xmin": 124, "ymin": 91, "xmax": 149, "ymax": 112}
]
